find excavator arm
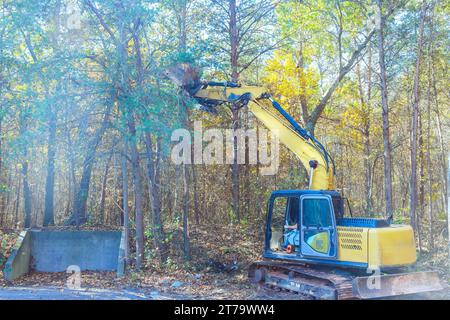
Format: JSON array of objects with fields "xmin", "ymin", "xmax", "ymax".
[{"xmin": 190, "ymin": 82, "xmax": 335, "ymax": 190}]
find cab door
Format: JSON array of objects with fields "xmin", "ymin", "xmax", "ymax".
[{"xmin": 300, "ymin": 195, "xmax": 337, "ymax": 259}]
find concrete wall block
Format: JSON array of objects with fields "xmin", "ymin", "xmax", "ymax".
[
  {"xmin": 30, "ymin": 231, "xmax": 122, "ymax": 272},
  {"xmin": 116, "ymin": 229, "xmax": 126, "ymax": 278},
  {"xmin": 3, "ymin": 231, "xmax": 31, "ymax": 281},
  {"xmin": 3, "ymin": 230, "xmax": 123, "ymax": 281}
]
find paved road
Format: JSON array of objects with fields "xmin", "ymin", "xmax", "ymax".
[
  {"xmin": 0, "ymin": 286, "xmax": 179, "ymax": 300},
  {"xmin": 1, "ymin": 285, "xmax": 447, "ymax": 300}
]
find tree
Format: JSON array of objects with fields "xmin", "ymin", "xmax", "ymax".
[
  {"xmin": 81, "ymin": 0, "xmax": 147, "ymax": 267},
  {"xmin": 206, "ymin": 0, "xmax": 279, "ymax": 221},
  {"xmin": 410, "ymin": 1, "xmax": 428, "ymax": 232},
  {"xmin": 377, "ymin": 0, "xmax": 394, "ymax": 220}
]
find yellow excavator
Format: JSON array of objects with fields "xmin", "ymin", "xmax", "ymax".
[{"xmin": 167, "ymin": 64, "xmax": 443, "ymax": 299}]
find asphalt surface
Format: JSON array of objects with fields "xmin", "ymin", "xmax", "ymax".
[
  {"xmin": 0, "ymin": 285, "xmax": 447, "ymax": 300},
  {"xmin": 0, "ymin": 286, "xmax": 178, "ymax": 300}
]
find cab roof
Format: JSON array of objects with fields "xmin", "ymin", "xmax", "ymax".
[{"xmin": 270, "ymin": 190, "xmax": 341, "ymax": 198}]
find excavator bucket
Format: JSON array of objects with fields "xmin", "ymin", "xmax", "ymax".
[
  {"xmin": 164, "ymin": 63, "xmax": 225, "ymax": 113},
  {"xmin": 164, "ymin": 63, "xmax": 201, "ymax": 91},
  {"xmin": 353, "ymin": 271, "xmax": 443, "ymax": 299}
]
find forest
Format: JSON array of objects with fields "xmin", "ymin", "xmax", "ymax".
[{"xmin": 0, "ymin": 0, "xmax": 449, "ymax": 297}]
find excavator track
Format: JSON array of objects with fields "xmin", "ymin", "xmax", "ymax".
[
  {"xmin": 249, "ymin": 262, "xmax": 357, "ymax": 300},
  {"xmin": 249, "ymin": 261, "xmax": 443, "ymax": 300}
]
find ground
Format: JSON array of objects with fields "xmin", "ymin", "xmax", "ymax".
[
  {"xmin": 1, "ymin": 225, "xmax": 450, "ymax": 300},
  {"xmin": 0, "ymin": 271, "xmax": 307, "ymax": 300},
  {"xmin": 0, "ymin": 224, "xmax": 269, "ymax": 300}
]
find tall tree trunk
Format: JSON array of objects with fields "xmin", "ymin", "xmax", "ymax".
[
  {"xmin": 231, "ymin": 108, "xmax": 240, "ymax": 222},
  {"xmin": 377, "ymin": 0, "xmax": 394, "ymax": 221},
  {"xmin": 14, "ymin": 173, "xmax": 21, "ymax": 227},
  {"xmin": 426, "ymin": 5, "xmax": 435, "ymax": 250},
  {"xmin": 229, "ymin": 0, "xmax": 239, "ymax": 82},
  {"xmin": 180, "ymin": 105, "xmax": 190, "ymax": 259},
  {"xmin": 73, "ymin": 157, "xmax": 94, "ymax": 225},
  {"xmin": 297, "ymin": 42, "xmax": 309, "ymax": 124},
  {"xmin": 66, "ymin": 126, "xmax": 77, "ymax": 212},
  {"xmin": 357, "ymin": 58, "xmax": 373, "ymax": 215},
  {"xmin": 426, "ymin": 43, "xmax": 434, "ymax": 250},
  {"xmin": 430, "ymin": 39, "xmax": 448, "ymax": 221},
  {"xmin": 366, "ymin": 45, "xmax": 373, "ymax": 215},
  {"xmin": 43, "ymin": 110, "xmax": 57, "ymax": 226},
  {"xmin": 19, "ymin": 113, "xmax": 32, "ymax": 228},
  {"xmin": 191, "ymin": 165, "xmax": 200, "ymax": 224},
  {"xmin": 99, "ymin": 148, "xmax": 114, "ymax": 224},
  {"xmin": 173, "ymin": 167, "xmax": 180, "ymax": 220},
  {"xmin": 409, "ymin": 1, "xmax": 427, "ymax": 232},
  {"xmin": 121, "ymin": 138, "xmax": 129, "ymax": 263},
  {"xmin": 434, "ymin": 88, "xmax": 447, "ymax": 215},
  {"xmin": 243, "ymin": 108, "xmax": 251, "ymax": 222},
  {"xmin": 5, "ymin": 173, "xmax": 12, "ymax": 226},
  {"xmin": 174, "ymin": 0, "xmax": 192, "ymax": 258},
  {"xmin": 418, "ymin": 113, "xmax": 424, "ymax": 252},
  {"xmin": 71, "ymin": 105, "xmax": 111, "ymax": 225},
  {"xmin": 115, "ymin": 154, "xmax": 123, "ymax": 226},
  {"xmin": 144, "ymin": 133, "xmax": 167, "ymax": 263},
  {"xmin": 22, "ymin": 157, "xmax": 32, "ymax": 228},
  {"xmin": 128, "ymin": 119, "xmax": 144, "ymax": 270},
  {"xmin": 229, "ymin": 0, "xmax": 241, "ymax": 222},
  {"xmin": 182, "ymin": 165, "xmax": 190, "ymax": 260}
]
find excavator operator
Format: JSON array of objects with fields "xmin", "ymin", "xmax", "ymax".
[{"xmin": 283, "ymin": 198, "xmax": 299, "ymax": 250}]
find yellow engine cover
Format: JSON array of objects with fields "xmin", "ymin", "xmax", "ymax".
[{"xmin": 337, "ymin": 224, "xmax": 417, "ymax": 268}]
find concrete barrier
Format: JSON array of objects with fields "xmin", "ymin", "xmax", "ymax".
[
  {"xmin": 116, "ymin": 230, "xmax": 127, "ymax": 277},
  {"xmin": 2, "ymin": 229, "xmax": 125, "ymax": 281},
  {"xmin": 3, "ymin": 231, "xmax": 31, "ymax": 281}
]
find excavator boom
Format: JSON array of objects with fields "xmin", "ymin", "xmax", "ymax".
[{"xmin": 192, "ymin": 83, "xmax": 335, "ymax": 190}]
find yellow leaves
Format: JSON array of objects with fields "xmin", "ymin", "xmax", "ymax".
[
  {"xmin": 262, "ymin": 50, "xmax": 320, "ymax": 114},
  {"xmin": 14, "ymin": 83, "xmax": 28, "ymax": 92}
]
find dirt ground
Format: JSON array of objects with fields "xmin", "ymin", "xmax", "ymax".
[
  {"xmin": 0, "ymin": 270, "xmax": 254, "ymax": 299},
  {"xmin": 0, "ymin": 270, "xmax": 311, "ymax": 300},
  {"xmin": 0, "ymin": 224, "xmax": 271, "ymax": 299},
  {"xmin": 1, "ymin": 269, "xmax": 448, "ymax": 300}
]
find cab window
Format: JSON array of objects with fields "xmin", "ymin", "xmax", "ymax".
[
  {"xmin": 286, "ymin": 197, "xmax": 299, "ymax": 226},
  {"xmin": 303, "ymin": 198, "xmax": 332, "ymax": 227}
]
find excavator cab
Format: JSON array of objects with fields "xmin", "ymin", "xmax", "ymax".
[{"xmin": 265, "ymin": 190, "xmax": 339, "ymax": 262}]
